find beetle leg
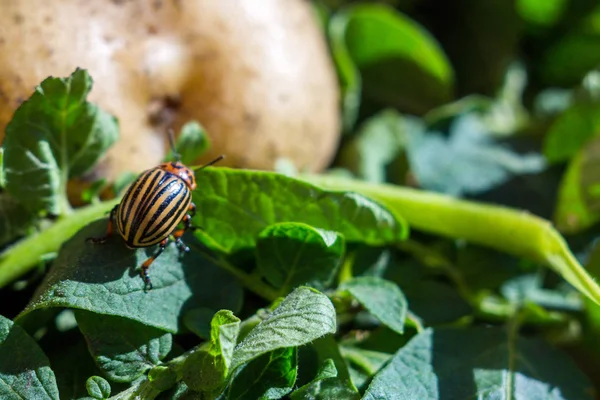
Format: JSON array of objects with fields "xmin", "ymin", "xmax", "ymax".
[
  {"xmin": 173, "ymin": 214, "xmax": 192, "ymax": 252},
  {"xmin": 187, "ymin": 203, "xmax": 201, "ymax": 231},
  {"xmin": 87, "ymin": 205, "xmax": 118, "ymax": 244},
  {"xmin": 140, "ymin": 238, "xmax": 169, "ymax": 291},
  {"xmin": 174, "ymin": 237, "xmax": 190, "ymax": 253}
]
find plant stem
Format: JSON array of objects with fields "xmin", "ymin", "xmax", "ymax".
[
  {"xmin": 301, "ymin": 175, "xmax": 600, "ymax": 305},
  {"xmin": 0, "ymin": 198, "xmax": 119, "ymax": 287}
]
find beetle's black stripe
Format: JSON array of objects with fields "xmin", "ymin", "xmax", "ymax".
[
  {"xmin": 126, "ymin": 170, "xmax": 167, "ymax": 227},
  {"xmin": 142, "ymin": 187, "xmax": 186, "ymax": 237},
  {"xmin": 135, "ymin": 177, "xmax": 179, "ymax": 226},
  {"xmin": 131, "ymin": 177, "xmax": 184, "ymax": 245},
  {"xmin": 121, "ymin": 169, "xmax": 156, "ymax": 224},
  {"xmin": 145, "ymin": 187, "xmax": 190, "ymax": 243},
  {"xmin": 118, "ymin": 169, "xmax": 163, "ymax": 238},
  {"xmin": 140, "ymin": 190, "xmax": 190, "ymax": 244}
]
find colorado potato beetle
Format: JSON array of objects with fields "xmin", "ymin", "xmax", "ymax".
[{"xmin": 88, "ymin": 136, "xmax": 223, "ymax": 290}]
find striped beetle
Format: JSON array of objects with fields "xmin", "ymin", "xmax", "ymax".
[{"xmin": 88, "ymin": 137, "xmax": 223, "ymax": 290}]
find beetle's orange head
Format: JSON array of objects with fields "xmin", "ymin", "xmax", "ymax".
[{"xmin": 159, "ymin": 161, "xmax": 197, "ymax": 190}]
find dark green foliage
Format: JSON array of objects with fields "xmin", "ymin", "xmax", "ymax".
[{"xmin": 3, "ymin": 1, "xmax": 600, "ymax": 395}]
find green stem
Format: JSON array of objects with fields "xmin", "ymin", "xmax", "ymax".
[
  {"xmin": 301, "ymin": 175, "xmax": 600, "ymax": 305},
  {"xmin": 0, "ymin": 199, "xmax": 119, "ymax": 287}
]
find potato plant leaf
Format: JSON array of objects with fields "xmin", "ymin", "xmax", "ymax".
[
  {"xmin": 543, "ymin": 103, "xmax": 600, "ymax": 164},
  {"xmin": 2, "ymin": 68, "xmax": 118, "ymax": 215},
  {"xmin": 75, "ymin": 311, "xmax": 172, "ymax": 382},
  {"xmin": 231, "ymin": 287, "xmax": 336, "ymax": 371},
  {"xmin": 328, "ymin": 6, "xmax": 362, "ymax": 131},
  {"xmin": 310, "ymin": 335, "xmax": 352, "ymax": 383},
  {"xmin": 86, "ymin": 376, "xmax": 111, "ymax": 399},
  {"xmin": 340, "ymin": 346, "xmax": 392, "ymax": 389},
  {"xmin": 48, "ymin": 340, "xmax": 104, "ymax": 400},
  {"xmin": 385, "ymin": 258, "xmax": 471, "ymax": 324},
  {"xmin": 193, "ymin": 168, "xmax": 406, "ymax": 254},
  {"xmin": 290, "ymin": 359, "xmax": 360, "ymax": 400},
  {"xmin": 0, "ymin": 314, "xmax": 59, "ymax": 399},
  {"xmin": 330, "ymin": 3, "xmax": 454, "ymax": 117},
  {"xmin": 406, "ymin": 113, "xmax": 546, "ymax": 196},
  {"xmin": 516, "ymin": 0, "xmax": 567, "ymax": 26},
  {"xmin": 17, "ymin": 221, "xmax": 243, "ymax": 333},
  {"xmin": 181, "ymin": 349, "xmax": 228, "ymax": 393},
  {"xmin": 225, "ymin": 347, "xmax": 298, "ymax": 400},
  {"xmin": 0, "ymin": 192, "xmax": 36, "ymax": 247},
  {"xmin": 256, "ymin": 222, "xmax": 344, "ymax": 295},
  {"xmin": 340, "ymin": 276, "xmax": 407, "ymax": 335},
  {"xmin": 183, "ymin": 308, "xmax": 215, "ymax": 340},
  {"xmin": 181, "ymin": 310, "xmax": 240, "ymax": 393},
  {"xmin": 336, "ymin": 109, "xmax": 408, "ymax": 183},
  {"xmin": 210, "ymin": 310, "xmax": 241, "ymax": 370},
  {"xmin": 555, "ymin": 136, "xmax": 600, "ymax": 233},
  {"xmin": 363, "ymin": 327, "xmax": 593, "ymax": 399}
]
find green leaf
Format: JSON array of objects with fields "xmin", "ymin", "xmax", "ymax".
[
  {"xmin": 181, "ymin": 349, "xmax": 228, "ymax": 393},
  {"xmin": 2, "ymin": 68, "xmax": 118, "ymax": 215},
  {"xmin": 209, "ymin": 310, "xmax": 241, "ymax": 370},
  {"xmin": 540, "ymin": 19, "xmax": 600, "ymax": 86},
  {"xmin": 183, "ymin": 308, "xmax": 215, "ymax": 340},
  {"xmin": 328, "ymin": 6, "xmax": 361, "ymax": 131},
  {"xmin": 226, "ymin": 347, "xmax": 298, "ymax": 400},
  {"xmin": 0, "ymin": 314, "xmax": 59, "ymax": 399},
  {"xmin": 340, "ymin": 276, "xmax": 407, "ymax": 335},
  {"xmin": 543, "ymin": 103, "xmax": 600, "ymax": 164},
  {"xmin": 555, "ymin": 136, "xmax": 600, "ymax": 233},
  {"xmin": 406, "ymin": 113, "xmax": 546, "ymax": 196},
  {"xmin": 291, "ymin": 359, "xmax": 359, "ymax": 400},
  {"xmin": 256, "ymin": 222, "xmax": 344, "ymax": 295},
  {"xmin": 193, "ymin": 168, "xmax": 406, "ymax": 254},
  {"xmin": 516, "ymin": 0, "xmax": 567, "ymax": 26},
  {"xmin": 48, "ymin": 338, "xmax": 104, "ymax": 400},
  {"xmin": 339, "ymin": 346, "xmax": 391, "ymax": 390},
  {"xmin": 383, "ymin": 257, "xmax": 471, "ymax": 324},
  {"xmin": 310, "ymin": 335, "xmax": 352, "ymax": 383},
  {"xmin": 181, "ymin": 310, "xmax": 240, "ymax": 393},
  {"xmin": 86, "ymin": 376, "xmax": 111, "ymax": 399},
  {"xmin": 76, "ymin": 311, "xmax": 172, "ymax": 382},
  {"xmin": 330, "ymin": 3, "xmax": 453, "ymax": 117},
  {"xmin": 363, "ymin": 327, "xmax": 593, "ymax": 399},
  {"xmin": 231, "ymin": 287, "xmax": 336, "ymax": 370},
  {"xmin": 18, "ymin": 220, "xmax": 243, "ymax": 333},
  {"xmin": 500, "ymin": 273, "xmax": 582, "ymax": 311},
  {"xmin": 336, "ymin": 109, "xmax": 408, "ymax": 183},
  {"xmin": 314, "ymin": 359, "xmax": 338, "ymax": 381},
  {"xmin": 148, "ymin": 365, "xmax": 178, "ymax": 392},
  {"xmin": 0, "ymin": 192, "xmax": 36, "ymax": 247},
  {"xmin": 0, "ymin": 198, "xmax": 119, "ymax": 288},
  {"xmin": 166, "ymin": 121, "xmax": 210, "ymax": 165}
]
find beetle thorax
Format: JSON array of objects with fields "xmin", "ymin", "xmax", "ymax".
[{"xmin": 158, "ymin": 161, "xmax": 197, "ymax": 190}]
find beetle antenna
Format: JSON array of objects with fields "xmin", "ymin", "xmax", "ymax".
[
  {"xmin": 167, "ymin": 129, "xmax": 181, "ymax": 161},
  {"xmin": 193, "ymin": 155, "xmax": 225, "ymax": 171}
]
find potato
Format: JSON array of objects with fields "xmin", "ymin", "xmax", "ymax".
[{"xmin": 0, "ymin": 0, "xmax": 340, "ymax": 184}]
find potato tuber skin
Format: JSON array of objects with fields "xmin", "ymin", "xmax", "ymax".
[{"xmin": 0, "ymin": 0, "xmax": 340, "ymax": 183}]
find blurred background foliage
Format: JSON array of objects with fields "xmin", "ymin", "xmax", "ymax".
[
  {"xmin": 317, "ymin": 0, "xmax": 600, "ymax": 232},
  {"xmin": 315, "ymin": 0, "xmax": 600, "ymax": 389}
]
